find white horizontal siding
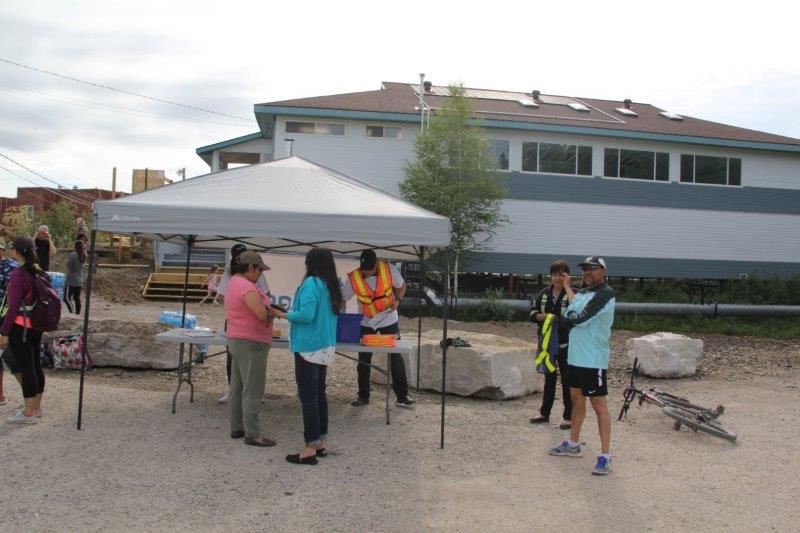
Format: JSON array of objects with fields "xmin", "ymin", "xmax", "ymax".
[
  {"xmin": 275, "ymin": 117, "xmax": 416, "ymax": 194},
  {"xmin": 492, "ymin": 199, "xmax": 800, "ymax": 263}
]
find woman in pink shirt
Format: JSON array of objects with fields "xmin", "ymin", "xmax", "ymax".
[{"xmin": 224, "ymin": 251, "xmax": 276, "ymax": 447}]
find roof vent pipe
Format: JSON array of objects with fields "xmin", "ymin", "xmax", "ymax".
[
  {"xmin": 423, "ymin": 80, "xmax": 432, "ymax": 93},
  {"xmin": 532, "ymin": 90, "xmax": 541, "ymax": 101},
  {"xmin": 624, "ymin": 98, "xmax": 632, "ymax": 109},
  {"xmin": 284, "ymin": 138, "xmax": 294, "ymax": 158}
]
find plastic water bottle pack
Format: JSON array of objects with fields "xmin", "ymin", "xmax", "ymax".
[{"xmin": 157, "ymin": 311, "xmax": 197, "ymax": 329}]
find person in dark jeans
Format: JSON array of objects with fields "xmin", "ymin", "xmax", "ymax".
[
  {"xmin": 65, "ymin": 240, "xmax": 86, "ymax": 315},
  {"xmin": 270, "ymin": 248, "xmax": 342, "ymax": 465},
  {"xmin": 33, "ymin": 225, "xmax": 56, "ymax": 272},
  {"xmin": 530, "ymin": 260, "xmax": 574, "ymax": 430},
  {"xmin": 342, "ymin": 250, "xmax": 413, "ymax": 408}
]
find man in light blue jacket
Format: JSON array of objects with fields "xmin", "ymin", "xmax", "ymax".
[{"xmin": 548, "ymin": 256, "xmax": 616, "ymax": 476}]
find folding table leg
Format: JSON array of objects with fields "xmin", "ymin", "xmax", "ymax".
[
  {"xmin": 187, "ymin": 344, "xmax": 195, "ymax": 402},
  {"xmin": 386, "ymin": 353, "xmax": 391, "ymax": 425},
  {"xmin": 172, "ymin": 343, "xmax": 185, "ymax": 414}
]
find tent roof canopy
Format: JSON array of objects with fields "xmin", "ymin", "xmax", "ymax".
[{"xmin": 93, "ymin": 156, "xmax": 450, "ymax": 259}]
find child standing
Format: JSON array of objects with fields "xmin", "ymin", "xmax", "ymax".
[{"xmin": 200, "ymin": 265, "xmax": 220, "ymax": 304}]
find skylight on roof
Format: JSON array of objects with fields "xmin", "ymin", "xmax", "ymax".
[
  {"xmin": 568, "ymin": 103, "xmax": 590, "ymax": 112},
  {"xmin": 615, "ymin": 107, "xmax": 638, "ymax": 117},
  {"xmin": 517, "ymin": 98, "xmax": 539, "ymax": 108},
  {"xmin": 660, "ymin": 111, "xmax": 684, "ymax": 121}
]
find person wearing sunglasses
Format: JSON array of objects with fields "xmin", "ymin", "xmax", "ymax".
[{"xmin": 548, "ymin": 256, "xmax": 616, "ymax": 476}]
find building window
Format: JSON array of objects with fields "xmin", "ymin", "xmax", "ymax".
[
  {"xmin": 680, "ymin": 154, "xmax": 742, "ymax": 186},
  {"xmin": 285, "ymin": 121, "xmax": 345, "ymax": 135},
  {"xmin": 604, "ymin": 148, "xmax": 669, "ymax": 181},
  {"xmin": 521, "ymin": 142, "xmax": 592, "ymax": 175},
  {"xmin": 490, "ymin": 139, "xmax": 510, "ymax": 170},
  {"xmin": 366, "ymin": 125, "xmax": 402, "ymax": 139}
]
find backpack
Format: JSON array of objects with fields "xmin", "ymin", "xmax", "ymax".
[{"xmin": 24, "ymin": 272, "xmax": 62, "ymax": 333}]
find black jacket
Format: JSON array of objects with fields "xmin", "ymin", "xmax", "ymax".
[{"xmin": 530, "ymin": 285, "xmax": 572, "ymax": 345}]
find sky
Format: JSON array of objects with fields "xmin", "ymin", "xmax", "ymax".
[{"xmin": 0, "ymin": 0, "xmax": 798, "ymax": 197}]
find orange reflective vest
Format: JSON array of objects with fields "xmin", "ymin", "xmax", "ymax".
[{"xmin": 348, "ymin": 261, "xmax": 395, "ymax": 318}]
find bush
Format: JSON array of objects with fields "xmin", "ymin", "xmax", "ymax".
[{"xmin": 453, "ymin": 290, "xmax": 526, "ymax": 322}]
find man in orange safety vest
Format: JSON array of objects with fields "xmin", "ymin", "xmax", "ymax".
[{"xmin": 342, "ymin": 250, "xmax": 414, "ymax": 408}]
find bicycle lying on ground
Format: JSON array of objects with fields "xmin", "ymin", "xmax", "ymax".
[{"xmin": 618, "ymin": 358, "xmax": 737, "ymax": 442}]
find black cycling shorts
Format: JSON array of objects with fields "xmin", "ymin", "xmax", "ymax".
[{"xmin": 567, "ymin": 365, "xmax": 608, "ymax": 397}]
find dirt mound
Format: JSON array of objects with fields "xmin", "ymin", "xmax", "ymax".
[{"xmin": 92, "ymin": 267, "xmax": 150, "ymax": 303}]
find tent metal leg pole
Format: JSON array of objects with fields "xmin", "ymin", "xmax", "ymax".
[
  {"xmin": 440, "ymin": 247, "xmax": 450, "ymax": 450},
  {"xmin": 416, "ymin": 247, "xmax": 425, "ymax": 392},
  {"xmin": 176, "ymin": 238, "xmax": 194, "ymax": 409},
  {"xmin": 77, "ymin": 227, "xmax": 98, "ymax": 430}
]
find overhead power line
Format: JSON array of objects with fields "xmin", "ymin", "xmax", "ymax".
[
  {"xmin": 0, "ymin": 163, "xmax": 93, "ymax": 208},
  {"xmin": 0, "ymin": 57, "xmax": 257, "ymax": 124},
  {"xmin": 0, "ymin": 83, "xmax": 254, "ymax": 128},
  {"xmin": 0, "ymin": 151, "xmax": 99, "ymax": 204}
]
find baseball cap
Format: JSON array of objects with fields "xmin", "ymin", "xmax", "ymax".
[
  {"xmin": 360, "ymin": 250, "xmax": 377, "ymax": 270},
  {"xmin": 578, "ymin": 256, "xmax": 607, "ymax": 269},
  {"xmin": 10, "ymin": 235, "xmax": 34, "ymax": 254},
  {"xmin": 38, "ymin": 225, "xmax": 49, "ymax": 233},
  {"xmin": 230, "ymin": 243, "xmax": 247, "ymax": 256},
  {"xmin": 0, "ymin": 237, "xmax": 5, "ymax": 250},
  {"xmin": 237, "ymin": 250, "xmax": 270, "ymax": 270}
]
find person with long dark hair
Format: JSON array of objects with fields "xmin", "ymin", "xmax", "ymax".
[
  {"xmin": 0, "ymin": 236, "xmax": 47, "ymax": 424},
  {"xmin": 270, "ymin": 247, "xmax": 342, "ymax": 465},
  {"xmin": 65, "ymin": 240, "xmax": 86, "ymax": 315}
]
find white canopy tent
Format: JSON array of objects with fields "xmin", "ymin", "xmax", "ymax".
[{"xmin": 78, "ymin": 157, "xmax": 454, "ymax": 447}]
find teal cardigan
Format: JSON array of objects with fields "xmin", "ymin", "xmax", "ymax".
[{"xmin": 287, "ymin": 276, "xmax": 337, "ymax": 353}]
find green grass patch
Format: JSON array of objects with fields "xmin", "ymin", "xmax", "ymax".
[{"xmin": 613, "ymin": 315, "xmax": 800, "ymax": 340}]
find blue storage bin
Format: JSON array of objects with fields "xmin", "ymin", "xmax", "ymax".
[{"xmin": 336, "ymin": 313, "xmax": 363, "ymax": 344}]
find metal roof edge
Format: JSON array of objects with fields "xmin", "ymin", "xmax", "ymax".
[
  {"xmin": 254, "ymin": 105, "xmax": 800, "ymax": 153},
  {"xmin": 195, "ymin": 132, "xmax": 265, "ymax": 155}
]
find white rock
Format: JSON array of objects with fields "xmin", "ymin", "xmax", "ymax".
[
  {"xmin": 626, "ymin": 332, "xmax": 703, "ymax": 378},
  {"xmin": 368, "ymin": 329, "xmax": 543, "ymax": 399}
]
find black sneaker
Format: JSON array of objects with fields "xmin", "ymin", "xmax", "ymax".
[
  {"xmin": 396, "ymin": 397, "xmax": 416, "ymax": 408},
  {"xmin": 351, "ymin": 397, "xmax": 369, "ymax": 407}
]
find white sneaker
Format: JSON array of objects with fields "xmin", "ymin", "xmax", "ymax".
[
  {"xmin": 7, "ymin": 411, "xmax": 37, "ymax": 424},
  {"xmin": 15, "ymin": 408, "xmax": 42, "ymax": 418},
  {"xmin": 217, "ymin": 392, "xmax": 229, "ymax": 404}
]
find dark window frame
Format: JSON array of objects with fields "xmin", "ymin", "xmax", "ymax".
[
  {"xmin": 366, "ymin": 124, "xmax": 403, "ymax": 139},
  {"xmin": 490, "ymin": 138, "xmax": 511, "ymax": 171},
  {"xmin": 679, "ymin": 154, "xmax": 743, "ymax": 186},
  {"xmin": 520, "ymin": 141, "xmax": 593, "ymax": 176},
  {"xmin": 603, "ymin": 148, "xmax": 670, "ymax": 182}
]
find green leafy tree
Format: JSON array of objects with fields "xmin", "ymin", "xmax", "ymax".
[
  {"xmin": 399, "ymin": 84, "xmax": 507, "ymax": 297},
  {"xmin": 1, "ymin": 206, "xmax": 35, "ymax": 240},
  {"xmin": 37, "ymin": 199, "xmax": 79, "ymax": 248}
]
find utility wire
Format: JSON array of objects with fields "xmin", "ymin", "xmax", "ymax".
[
  {"xmin": 0, "ymin": 83, "xmax": 254, "ymax": 128},
  {"xmin": 0, "ymin": 57, "xmax": 257, "ymax": 124},
  {"xmin": 0, "ymin": 163, "xmax": 93, "ymax": 208},
  {"xmin": 0, "ymin": 151, "xmax": 99, "ymax": 204}
]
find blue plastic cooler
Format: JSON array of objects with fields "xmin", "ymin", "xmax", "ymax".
[{"xmin": 336, "ymin": 313, "xmax": 363, "ymax": 344}]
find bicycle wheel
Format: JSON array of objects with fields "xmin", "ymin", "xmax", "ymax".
[
  {"xmin": 662, "ymin": 407, "xmax": 737, "ymax": 442},
  {"xmin": 653, "ymin": 392, "xmax": 723, "ymax": 418}
]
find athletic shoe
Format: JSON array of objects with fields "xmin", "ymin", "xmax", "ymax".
[
  {"xmin": 548, "ymin": 441, "xmax": 583, "ymax": 457},
  {"xmin": 15, "ymin": 408, "xmax": 42, "ymax": 418},
  {"xmin": 396, "ymin": 397, "xmax": 416, "ymax": 408},
  {"xmin": 217, "ymin": 393, "xmax": 229, "ymax": 404},
  {"xmin": 350, "ymin": 397, "xmax": 369, "ymax": 407},
  {"xmin": 592, "ymin": 456, "xmax": 612, "ymax": 475},
  {"xmin": 7, "ymin": 411, "xmax": 37, "ymax": 424}
]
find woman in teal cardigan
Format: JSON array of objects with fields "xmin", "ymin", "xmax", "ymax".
[{"xmin": 271, "ymin": 247, "xmax": 342, "ymax": 465}]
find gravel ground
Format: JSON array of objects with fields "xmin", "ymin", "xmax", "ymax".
[{"xmin": 1, "ymin": 296, "xmax": 798, "ymax": 531}]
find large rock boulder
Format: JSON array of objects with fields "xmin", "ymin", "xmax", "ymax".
[
  {"xmin": 368, "ymin": 329, "xmax": 542, "ymax": 399},
  {"xmin": 50, "ymin": 316, "xmax": 177, "ymax": 369},
  {"xmin": 626, "ymin": 332, "xmax": 703, "ymax": 378}
]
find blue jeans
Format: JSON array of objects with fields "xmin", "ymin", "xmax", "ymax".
[{"xmin": 294, "ymin": 353, "xmax": 328, "ymax": 446}]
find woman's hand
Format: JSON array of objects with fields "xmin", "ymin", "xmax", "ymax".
[
  {"xmin": 269, "ymin": 307, "xmax": 287, "ymax": 319},
  {"xmin": 0, "ymin": 335, "xmax": 7, "ymax": 349}
]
